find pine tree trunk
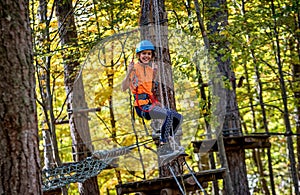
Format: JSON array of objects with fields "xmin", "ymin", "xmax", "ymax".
[
  {"xmin": 55, "ymin": 0, "xmax": 99, "ymax": 194},
  {"xmin": 0, "ymin": 1, "xmax": 42, "ymax": 194}
]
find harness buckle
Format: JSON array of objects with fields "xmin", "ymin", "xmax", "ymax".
[{"xmin": 134, "ymin": 93, "xmax": 149, "ymax": 100}]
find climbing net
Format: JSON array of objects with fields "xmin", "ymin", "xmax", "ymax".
[
  {"xmin": 42, "ymin": 141, "xmax": 146, "ymax": 191},
  {"xmin": 42, "ymin": 157, "xmax": 111, "ymax": 191}
]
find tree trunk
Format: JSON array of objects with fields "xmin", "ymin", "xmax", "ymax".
[
  {"xmin": 139, "ymin": 0, "xmax": 182, "ymax": 177},
  {"xmin": 269, "ymin": 1, "xmax": 299, "ymax": 194},
  {"xmin": 140, "ymin": 0, "xmax": 175, "ymax": 109},
  {"xmin": 37, "ymin": 0, "xmax": 61, "ymax": 170},
  {"xmin": 205, "ymin": 0, "xmax": 249, "ymax": 194},
  {"xmin": 295, "ymin": 58, "xmax": 300, "ymax": 194},
  {"xmin": 193, "ymin": 1, "xmax": 222, "ymax": 194},
  {"xmin": 225, "ymin": 150, "xmax": 249, "ymax": 194},
  {"xmin": 55, "ymin": 0, "xmax": 99, "ymax": 194},
  {"xmin": 291, "ymin": 0, "xmax": 300, "ymax": 191},
  {"xmin": 0, "ymin": 1, "xmax": 42, "ymax": 194},
  {"xmin": 236, "ymin": 0, "xmax": 274, "ymax": 193}
]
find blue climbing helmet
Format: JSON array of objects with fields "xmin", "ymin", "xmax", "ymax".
[{"xmin": 136, "ymin": 40, "xmax": 155, "ymax": 53}]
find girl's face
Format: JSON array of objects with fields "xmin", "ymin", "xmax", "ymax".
[{"xmin": 138, "ymin": 50, "xmax": 153, "ymax": 64}]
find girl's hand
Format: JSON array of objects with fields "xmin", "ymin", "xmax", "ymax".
[
  {"xmin": 127, "ymin": 61, "xmax": 134, "ymax": 72},
  {"xmin": 127, "ymin": 54, "xmax": 135, "ymax": 73}
]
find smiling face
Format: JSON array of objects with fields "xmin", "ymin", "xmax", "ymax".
[{"xmin": 138, "ymin": 50, "xmax": 153, "ymax": 64}]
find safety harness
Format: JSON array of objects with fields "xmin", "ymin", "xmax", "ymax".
[
  {"xmin": 134, "ymin": 92, "xmax": 159, "ymax": 113},
  {"xmin": 131, "ymin": 61, "xmax": 159, "ymax": 113}
]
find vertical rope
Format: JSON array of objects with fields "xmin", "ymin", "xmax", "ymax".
[
  {"xmin": 168, "ymin": 165, "xmax": 185, "ymax": 194},
  {"xmin": 153, "ymin": 0, "xmax": 170, "ymax": 109},
  {"xmin": 153, "ymin": 0, "xmax": 176, "ymax": 139}
]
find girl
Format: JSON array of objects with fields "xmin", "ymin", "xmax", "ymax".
[{"xmin": 122, "ymin": 40, "xmax": 183, "ymax": 149}]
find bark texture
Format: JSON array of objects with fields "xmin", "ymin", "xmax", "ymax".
[{"xmin": 0, "ymin": 1, "xmax": 42, "ymax": 194}]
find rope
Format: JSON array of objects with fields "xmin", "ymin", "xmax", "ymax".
[
  {"xmin": 93, "ymin": 147, "xmax": 130, "ymax": 160},
  {"xmin": 153, "ymin": 0, "xmax": 170, "ymax": 109},
  {"xmin": 184, "ymin": 160, "xmax": 207, "ymax": 195},
  {"xmin": 152, "ymin": 0, "xmax": 177, "ymax": 139},
  {"xmin": 168, "ymin": 165, "xmax": 186, "ymax": 194}
]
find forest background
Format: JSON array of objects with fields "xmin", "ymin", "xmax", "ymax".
[{"xmin": 10, "ymin": 0, "xmax": 300, "ymax": 194}]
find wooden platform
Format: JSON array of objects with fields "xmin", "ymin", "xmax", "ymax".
[
  {"xmin": 192, "ymin": 134, "xmax": 271, "ymax": 153},
  {"xmin": 115, "ymin": 168, "xmax": 226, "ymax": 195}
]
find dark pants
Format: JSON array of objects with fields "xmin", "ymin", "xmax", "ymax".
[{"xmin": 135, "ymin": 104, "xmax": 182, "ymax": 143}]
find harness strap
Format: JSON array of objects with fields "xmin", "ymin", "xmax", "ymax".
[
  {"xmin": 134, "ymin": 93, "xmax": 149, "ymax": 100},
  {"xmin": 134, "ymin": 93, "xmax": 159, "ymax": 113}
]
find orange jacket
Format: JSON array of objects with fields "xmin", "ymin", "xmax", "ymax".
[{"xmin": 129, "ymin": 62, "xmax": 155, "ymax": 106}]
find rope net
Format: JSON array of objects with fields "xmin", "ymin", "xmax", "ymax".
[
  {"xmin": 42, "ymin": 142, "xmax": 142, "ymax": 191},
  {"xmin": 42, "ymin": 155, "xmax": 111, "ymax": 191}
]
